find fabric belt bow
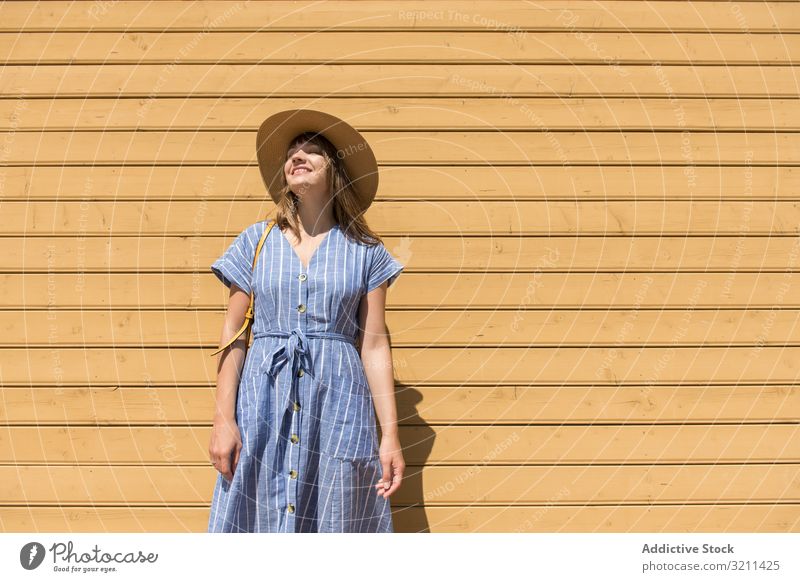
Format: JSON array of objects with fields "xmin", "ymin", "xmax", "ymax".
[{"xmin": 253, "ymin": 328, "xmax": 356, "ymax": 421}]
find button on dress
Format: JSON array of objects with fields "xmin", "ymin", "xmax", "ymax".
[{"xmin": 207, "ymin": 220, "xmax": 404, "ymax": 533}]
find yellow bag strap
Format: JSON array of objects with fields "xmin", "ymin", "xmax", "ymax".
[{"xmin": 210, "ymin": 219, "xmax": 276, "ymax": 356}]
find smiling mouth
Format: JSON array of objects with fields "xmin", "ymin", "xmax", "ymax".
[{"xmin": 291, "ymin": 167, "xmax": 311, "ymax": 175}]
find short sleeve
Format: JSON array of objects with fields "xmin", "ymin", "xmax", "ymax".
[
  {"xmin": 210, "ymin": 223, "xmax": 260, "ymax": 294},
  {"xmin": 365, "ymin": 242, "xmax": 405, "ymax": 293}
]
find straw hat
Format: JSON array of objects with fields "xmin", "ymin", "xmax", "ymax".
[{"xmin": 256, "ymin": 109, "xmax": 379, "ymax": 212}]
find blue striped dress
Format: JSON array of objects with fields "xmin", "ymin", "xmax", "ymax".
[{"xmin": 207, "ymin": 219, "xmax": 404, "ymax": 533}]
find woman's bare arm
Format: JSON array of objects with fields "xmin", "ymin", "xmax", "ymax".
[
  {"xmin": 358, "ymin": 281, "xmax": 399, "ymax": 439},
  {"xmin": 208, "ymin": 284, "xmax": 250, "ymax": 481},
  {"xmin": 213, "ymin": 284, "xmax": 251, "ymax": 421},
  {"xmin": 358, "ymin": 280, "xmax": 405, "ymax": 498}
]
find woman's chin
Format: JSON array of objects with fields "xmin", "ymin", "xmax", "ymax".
[{"xmin": 287, "ymin": 177, "xmax": 325, "ymax": 193}]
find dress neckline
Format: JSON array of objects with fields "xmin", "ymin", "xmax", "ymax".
[{"xmin": 278, "ymin": 223, "xmax": 338, "ymax": 271}]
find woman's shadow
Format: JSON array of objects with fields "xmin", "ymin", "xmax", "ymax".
[{"xmin": 379, "ymin": 380, "xmax": 434, "ymax": 533}]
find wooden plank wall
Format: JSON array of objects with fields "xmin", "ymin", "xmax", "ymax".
[{"xmin": 1, "ymin": 1, "xmax": 799, "ymax": 533}]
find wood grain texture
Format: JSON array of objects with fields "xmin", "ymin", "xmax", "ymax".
[
  {"xmin": 2, "ymin": 425, "xmax": 798, "ymax": 464},
  {"xmin": 3, "ymin": 505, "xmax": 797, "ymax": 533},
  {"xmin": 1, "ymin": 131, "xmax": 797, "ymax": 164},
  {"xmin": 0, "ymin": 2, "xmax": 797, "ymax": 32},
  {"xmin": 2, "ymin": 65, "xmax": 798, "ymax": 97},
  {"xmin": 4, "ymin": 98, "xmax": 799, "ymax": 131},
  {"xmin": 6, "ymin": 309, "xmax": 800, "ymax": 344},
  {"xmin": 2, "ymin": 32, "xmax": 797, "ymax": 64},
  {"xmin": 1, "ymin": 465, "xmax": 797, "ymax": 505},
  {"xmin": 8, "ymin": 202, "xmax": 800, "ymax": 235},
  {"xmin": 3, "ymin": 166, "xmax": 797, "ymax": 200},
  {"xmin": 7, "ymin": 273, "xmax": 800, "ymax": 308},
  {"xmin": 2, "ymin": 386, "xmax": 796, "ymax": 424},
  {"xmin": 7, "ymin": 346, "xmax": 800, "ymax": 385}
]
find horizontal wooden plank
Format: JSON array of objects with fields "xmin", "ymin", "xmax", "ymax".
[
  {"xmin": 0, "ymin": 2, "xmax": 795, "ymax": 33},
  {"xmin": 1, "ymin": 65, "xmax": 798, "ymax": 97},
  {"xmin": 7, "ymin": 201, "xmax": 800, "ymax": 235},
  {"xmin": 7, "ymin": 273, "xmax": 800, "ymax": 309},
  {"xmin": 9, "ymin": 236, "xmax": 800, "ymax": 272},
  {"xmin": 3, "ymin": 98, "xmax": 798, "ymax": 131},
  {"xmin": 2, "ymin": 131, "xmax": 796, "ymax": 165},
  {"xmin": 3, "ymin": 166, "xmax": 796, "ymax": 201},
  {"xmin": 2, "ymin": 425, "xmax": 797, "ymax": 464},
  {"xmin": 7, "ymin": 309, "xmax": 800, "ymax": 346},
  {"xmin": 1, "ymin": 465, "xmax": 796, "ymax": 504},
  {"xmin": 6, "ymin": 346, "xmax": 800, "ymax": 385},
  {"xmin": 2, "ymin": 504, "xmax": 797, "ymax": 533},
  {"xmin": 3, "ymin": 386, "xmax": 795, "ymax": 425},
  {"xmin": 400, "ymin": 504, "xmax": 800, "ymax": 533},
  {"xmin": 3, "ymin": 32, "xmax": 797, "ymax": 64}
]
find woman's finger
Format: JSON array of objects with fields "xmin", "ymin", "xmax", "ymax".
[
  {"xmin": 220, "ymin": 457, "xmax": 232, "ymax": 482},
  {"xmin": 375, "ymin": 457, "xmax": 392, "ymax": 493},
  {"xmin": 231, "ymin": 444, "xmax": 241, "ymax": 477},
  {"xmin": 375, "ymin": 456, "xmax": 403, "ymax": 497},
  {"xmin": 383, "ymin": 462, "xmax": 403, "ymax": 496}
]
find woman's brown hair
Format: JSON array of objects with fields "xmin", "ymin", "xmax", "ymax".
[{"xmin": 272, "ymin": 131, "xmax": 383, "ymax": 246}]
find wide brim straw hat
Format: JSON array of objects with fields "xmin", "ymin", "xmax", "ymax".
[{"xmin": 256, "ymin": 109, "xmax": 379, "ymax": 213}]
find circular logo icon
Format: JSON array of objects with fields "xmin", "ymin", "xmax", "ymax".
[{"xmin": 20, "ymin": 542, "xmax": 46, "ymax": 570}]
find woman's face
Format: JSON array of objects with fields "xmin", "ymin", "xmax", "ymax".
[{"xmin": 284, "ymin": 140, "xmax": 329, "ymax": 193}]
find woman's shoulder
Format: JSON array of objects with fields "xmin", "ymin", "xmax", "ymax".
[
  {"xmin": 344, "ymin": 227, "xmax": 382, "ymax": 249},
  {"xmin": 241, "ymin": 219, "xmax": 276, "ymax": 240}
]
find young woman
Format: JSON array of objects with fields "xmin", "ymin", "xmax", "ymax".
[{"xmin": 207, "ymin": 109, "xmax": 405, "ymax": 533}]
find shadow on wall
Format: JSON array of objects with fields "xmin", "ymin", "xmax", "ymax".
[{"xmin": 384, "ymin": 381, "xmax": 433, "ymax": 533}]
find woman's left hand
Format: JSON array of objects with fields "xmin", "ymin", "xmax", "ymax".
[{"xmin": 375, "ymin": 434, "xmax": 404, "ymax": 498}]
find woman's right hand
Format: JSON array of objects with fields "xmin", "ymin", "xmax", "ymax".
[{"xmin": 209, "ymin": 415, "xmax": 242, "ymax": 483}]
